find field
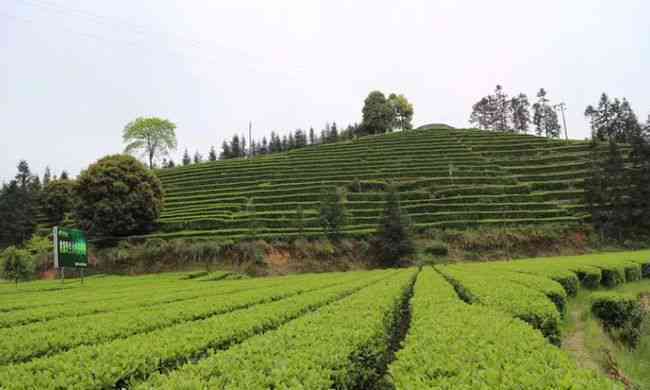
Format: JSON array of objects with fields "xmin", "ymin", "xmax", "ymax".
[
  {"xmin": 0, "ymin": 250, "xmax": 649, "ymax": 389},
  {"xmin": 93, "ymin": 127, "xmax": 623, "ymax": 242}
]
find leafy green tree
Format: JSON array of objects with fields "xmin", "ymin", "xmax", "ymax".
[
  {"xmin": 319, "ymin": 186, "xmax": 347, "ymax": 240},
  {"xmin": 42, "ymin": 166, "xmax": 52, "ymax": 187},
  {"xmin": 182, "ymin": 149, "xmax": 191, "ymax": 166},
  {"xmin": 532, "ymin": 89, "xmax": 561, "ymax": 138},
  {"xmin": 370, "ymin": 184, "xmax": 415, "ymax": 267},
  {"xmin": 123, "ymin": 117, "xmax": 177, "ymax": 169},
  {"xmin": 361, "ymin": 91, "xmax": 395, "ymax": 135},
  {"xmin": 1, "ymin": 246, "xmax": 34, "ymax": 285},
  {"xmin": 388, "ymin": 93, "xmax": 414, "ymax": 130},
  {"xmin": 585, "ymin": 94, "xmax": 641, "ymax": 143},
  {"xmin": 42, "ymin": 179, "xmax": 76, "ymax": 225},
  {"xmin": 469, "ymin": 96, "xmax": 495, "ymax": 130},
  {"xmin": 75, "ymin": 155, "xmax": 163, "ymax": 236}
]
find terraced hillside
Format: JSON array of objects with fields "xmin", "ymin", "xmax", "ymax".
[{"xmin": 150, "ymin": 128, "xmax": 597, "ymax": 240}]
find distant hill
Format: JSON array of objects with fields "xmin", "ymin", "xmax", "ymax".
[
  {"xmin": 144, "ymin": 128, "xmax": 600, "ymax": 241},
  {"xmin": 415, "ymin": 123, "xmax": 455, "ymax": 130}
]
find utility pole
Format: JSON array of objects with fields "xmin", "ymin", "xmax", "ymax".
[{"xmin": 554, "ymin": 103, "xmax": 568, "ymax": 142}]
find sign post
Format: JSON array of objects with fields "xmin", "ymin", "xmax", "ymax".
[{"xmin": 53, "ymin": 227, "xmax": 89, "ymax": 284}]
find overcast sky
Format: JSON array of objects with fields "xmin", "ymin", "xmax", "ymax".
[{"xmin": 2, "ymin": 0, "xmax": 649, "ymax": 182}]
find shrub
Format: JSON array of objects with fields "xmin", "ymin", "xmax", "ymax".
[
  {"xmin": 1, "ymin": 246, "xmax": 35, "ymax": 284},
  {"xmin": 591, "ymin": 292, "xmax": 644, "ymax": 347},
  {"xmin": 423, "ymin": 241, "xmax": 449, "ymax": 257},
  {"xmin": 75, "ymin": 155, "xmax": 163, "ymax": 236}
]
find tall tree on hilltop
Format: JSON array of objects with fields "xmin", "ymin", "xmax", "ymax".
[
  {"xmin": 123, "ymin": 117, "xmax": 177, "ymax": 169},
  {"xmin": 60, "ymin": 170, "xmax": 69, "ymax": 180},
  {"xmin": 309, "ymin": 127, "xmax": 316, "ymax": 145},
  {"xmin": 193, "ymin": 151, "xmax": 203, "ymax": 164},
  {"xmin": 260, "ymin": 137, "xmax": 269, "ymax": 155},
  {"xmin": 182, "ymin": 149, "xmax": 191, "ymax": 166},
  {"xmin": 0, "ymin": 161, "xmax": 39, "ymax": 247},
  {"xmin": 361, "ymin": 91, "xmax": 395, "ymax": 135},
  {"xmin": 585, "ymin": 93, "xmax": 642, "ymax": 143},
  {"xmin": 388, "ymin": 93, "xmax": 414, "ymax": 131},
  {"xmin": 469, "ymin": 96, "xmax": 495, "ymax": 130},
  {"xmin": 510, "ymin": 93, "xmax": 531, "ymax": 133},
  {"xmin": 532, "ymin": 89, "xmax": 561, "ymax": 138},
  {"xmin": 42, "ymin": 166, "xmax": 52, "ymax": 187},
  {"xmin": 220, "ymin": 141, "xmax": 231, "ymax": 160},
  {"xmin": 208, "ymin": 146, "xmax": 217, "ymax": 161},
  {"xmin": 493, "ymin": 85, "xmax": 510, "ymax": 131},
  {"xmin": 329, "ymin": 122, "xmax": 339, "ymax": 143},
  {"xmin": 295, "ymin": 129, "xmax": 307, "ymax": 148}
]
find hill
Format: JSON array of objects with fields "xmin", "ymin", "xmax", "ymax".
[{"xmin": 147, "ymin": 127, "xmax": 597, "ymax": 241}]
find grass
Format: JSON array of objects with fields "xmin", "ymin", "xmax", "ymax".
[{"xmin": 562, "ymin": 279, "xmax": 650, "ymax": 389}]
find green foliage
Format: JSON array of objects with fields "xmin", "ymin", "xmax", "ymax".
[
  {"xmin": 0, "ymin": 161, "xmax": 40, "ymax": 247},
  {"xmin": 388, "ymin": 93, "xmax": 414, "ymax": 131},
  {"xmin": 42, "ymin": 179, "xmax": 76, "ymax": 225},
  {"xmin": 361, "ymin": 91, "xmax": 394, "ymax": 135},
  {"xmin": 389, "ymin": 268, "xmax": 614, "ymax": 389},
  {"xmin": 318, "ymin": 186, "xmax": 347, "ymax": 241},
  {"xmin": 0, "ymin": 246, "xmax": 34, "ymax": 284},
  {"xmin": 591, "ymin": 292, "xmax": 645, "ymax": 347},
  {"xmin": 532, "ymin": 88, "xmax": 561, "ymax": 138},
  {"xmin": 423, "ymin": 240, "xmax": 449, "ymax": 257},
  {"xmin": 585, "ymin": 93, "xmax": 642, "ymax": 143},
  {"xmin": 75, "ymin": 155, "xmax": 163, "ymax": 236},
  {"xmin": 370, "ymin": 184, "xmax": 415, "ymax": 267},
  {"xmin": 123, "ymin": 117, "xmax": 177, "ymax": 169}
]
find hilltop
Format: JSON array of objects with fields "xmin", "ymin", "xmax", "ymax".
[{"xmin": 147, "ymin": 127, "xmax": 595, "ymax": 241}]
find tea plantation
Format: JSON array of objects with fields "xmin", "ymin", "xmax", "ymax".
[
  {"xmin": 147, "ymin": 127, "xmax": 603, "ymax": 241},
  {"xmin": 1, "ymin": 250, "xmax": 649, "ymax": 389}
]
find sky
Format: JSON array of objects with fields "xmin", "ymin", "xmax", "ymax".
[{"xmin": 2, "ymin": 0, "xmax": 649, "ymax": 182}]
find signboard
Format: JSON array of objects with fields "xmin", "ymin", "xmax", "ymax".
[{"xmin": 53, "ymin": 227, "xmax": 88, "ymax": 268}]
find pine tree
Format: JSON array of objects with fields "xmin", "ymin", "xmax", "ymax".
[
  {"xmin": 42, "ymin": 166, "xmax": 52, "ymax": 187},
  {"xmin": 220, "ymin": 141, "xmax": 231, "ymax": 160},
  {"xmin": 370, "ymin": 183, "xmax": 414, "ymax": 267},
  {"xmin": 193, "ymin": 151, "xmax": 203, "ymax": 164},
  {"xmin": 319, "ymin": 186, "xmax": 347, "ymax": 241},
  {"xmin": 260, "ymin": 137, "xmax": 269, "ymax": 155},
  {"xmin": 182, "ymin": 149, "xmax": 191, "ymax": 166},
  {"xmin": 230, "ymin": 135, "xmax": 241, "ymax": 157},
  {"xmin": 309, "ymin": 127, "xmax": 316, "ymax": 145},
  {"xmin": 241, "ymin": 135, "xmax": 247, "ymax": 158},
  {"xmin": 329, "ymin": 122, "xmax": 339, "ymax": 142},
  {"xmin": 59, "ymin": 171, "xmax": 69, "ymax": 180},
  {"xmin": 493, "ymin": 85, "xmax": 510, "ymax": 131},
  {"xmin": 208, "ymin": 146, "xmax": 217, "ymax": 161},
  {"xmin": 168, "ymin": 159, "xmax": 176, "ymax": 168},
  {"xmin": 585, "ymin": 94, "xmax": 641, "ymax": 143}
]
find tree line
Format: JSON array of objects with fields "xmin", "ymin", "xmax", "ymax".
[{"xmin": 159, "ymin": 90, "xmax": 414, "ymax": 167}]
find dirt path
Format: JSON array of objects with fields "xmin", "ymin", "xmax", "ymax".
[{"xmin": 563, "ymin": 308, "xmax": 601, "ymax": 372}]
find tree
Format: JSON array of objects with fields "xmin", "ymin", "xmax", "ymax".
[
  {"xmin": 388, "ymin": 93, "xmax": 414, "ymax": 131},
  {"xmin": 42, "ymin": 166, "xmax": 52, "ymax": 187},
  {"xmin": 75, "ymin": 155, "xmax": 163, "ymax": 236},
  {"xmin": 628, "ymin": 135, "xmax": 650, "ymax": 233},
  {"xmin": 60, "ymin": 170, "xmax": 69, "ymax": 180},
  {"xmin": 493, "ymin": 85, "xmax": 510, "ymax": 131},
  {"xmin": 370, "ymin": 184, "xmax": 415, "ymax": 267},
  {"xmin": 295, "ymin": 129, "xmax": 307, "ymax": 148},
  {"xmin": 193, "ymin": 151, "xmax": 203, "ymax": 164},
  {"xmin": 0, "ymin": 246, "xmax": 34, "ymax": 285},
  {"xmin": 208, "ymin": 146, "xmax": 217, "ymax": 161},
  {"xmin": 167, "ymin": 159, "xmax": 176, "ymax": 168},
  {"xmin": 361, "ymin": 91, "xmax": 395, "ymax": 135},
  {"xmin": 220, "ymin": 141, "xmax": 232, "ymax": 160},
  {"xmin": 0, "ymin": 161, "xmax": 39, "ymax": 247},
  {"xmin": 319, "ymin": 186, "xmax": 347, "ymax": 241},
  {"xmin": 585, "ymin": 94, "xmax": 641, "ymax": 143},
  {"xmin": 469, "ymin": 96, "xmax": 495, "ymax": 130},
  {"xmin": 123, "ymin": 117, "xmax": 177, "ymax": 169},
  {"xmin": 42, "ymin": 179, "xmax": 76, "ymax": 225},
  {"xmin": 510, "ymin": 93, "xmax": 531, "ymax": 133},
  {"xmin": 182, "ymin": 149, "xmax": 191, "ymax": 166},
  {"xmin": 309, "ymin": 127, "xmax": 316, "ymax": 145},
  {"xmin": 532, "ymin": 89, "xmax": 561, "ymax": 138}
]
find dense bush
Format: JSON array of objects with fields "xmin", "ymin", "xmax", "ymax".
[
  {"xmin": 75, "ymin": 155, "xmax": 163, "ymax": 236},
  {"xmin": 591, "ymin": 292, "xmax": 645, "ymax": 347},
  {"xmin": 370, "ymin": 184, "xmax": 415, "ymax": 267},
  {"xmin": 423, "ymin": 241, "xmax": 449, "ymax": 257}
]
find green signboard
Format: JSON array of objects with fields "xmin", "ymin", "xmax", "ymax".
[{"xmin": 53, "ymin": 227, "xmax": 88, "ymax": 268}]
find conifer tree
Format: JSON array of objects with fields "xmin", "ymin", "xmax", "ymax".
[
  {"xmin": 42, "ymin": 166, "xmax": 52, "ymax": 187},
  {"xmin": 193, "ymin": 151, "xmax": 203, "ymax": 164},
  {"xmin": 532, "ymin": 89, "xmax": 561, "ymax": 138},
  {"xmin": 208, "ymin": 146, "xmax": 217, "ymax": 161},
  {"xmin": 220, "ymin": 141, "xmax": 231, "ymax": 160},
  {"xmin": 309, "ymin": 127, "xmax": 316, "ymax": 145},
  {"xmin": 370, "ymin": 183, "xmax": 414, "ymax": 267},
  {"xmin": 182, "ymin": 149, "xmax": 191, "ymax": 166}
]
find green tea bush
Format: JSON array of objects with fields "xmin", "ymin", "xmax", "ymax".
[{"xmin": 591, "ymin": 292, "xmax": 645, "ymax": 347}]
